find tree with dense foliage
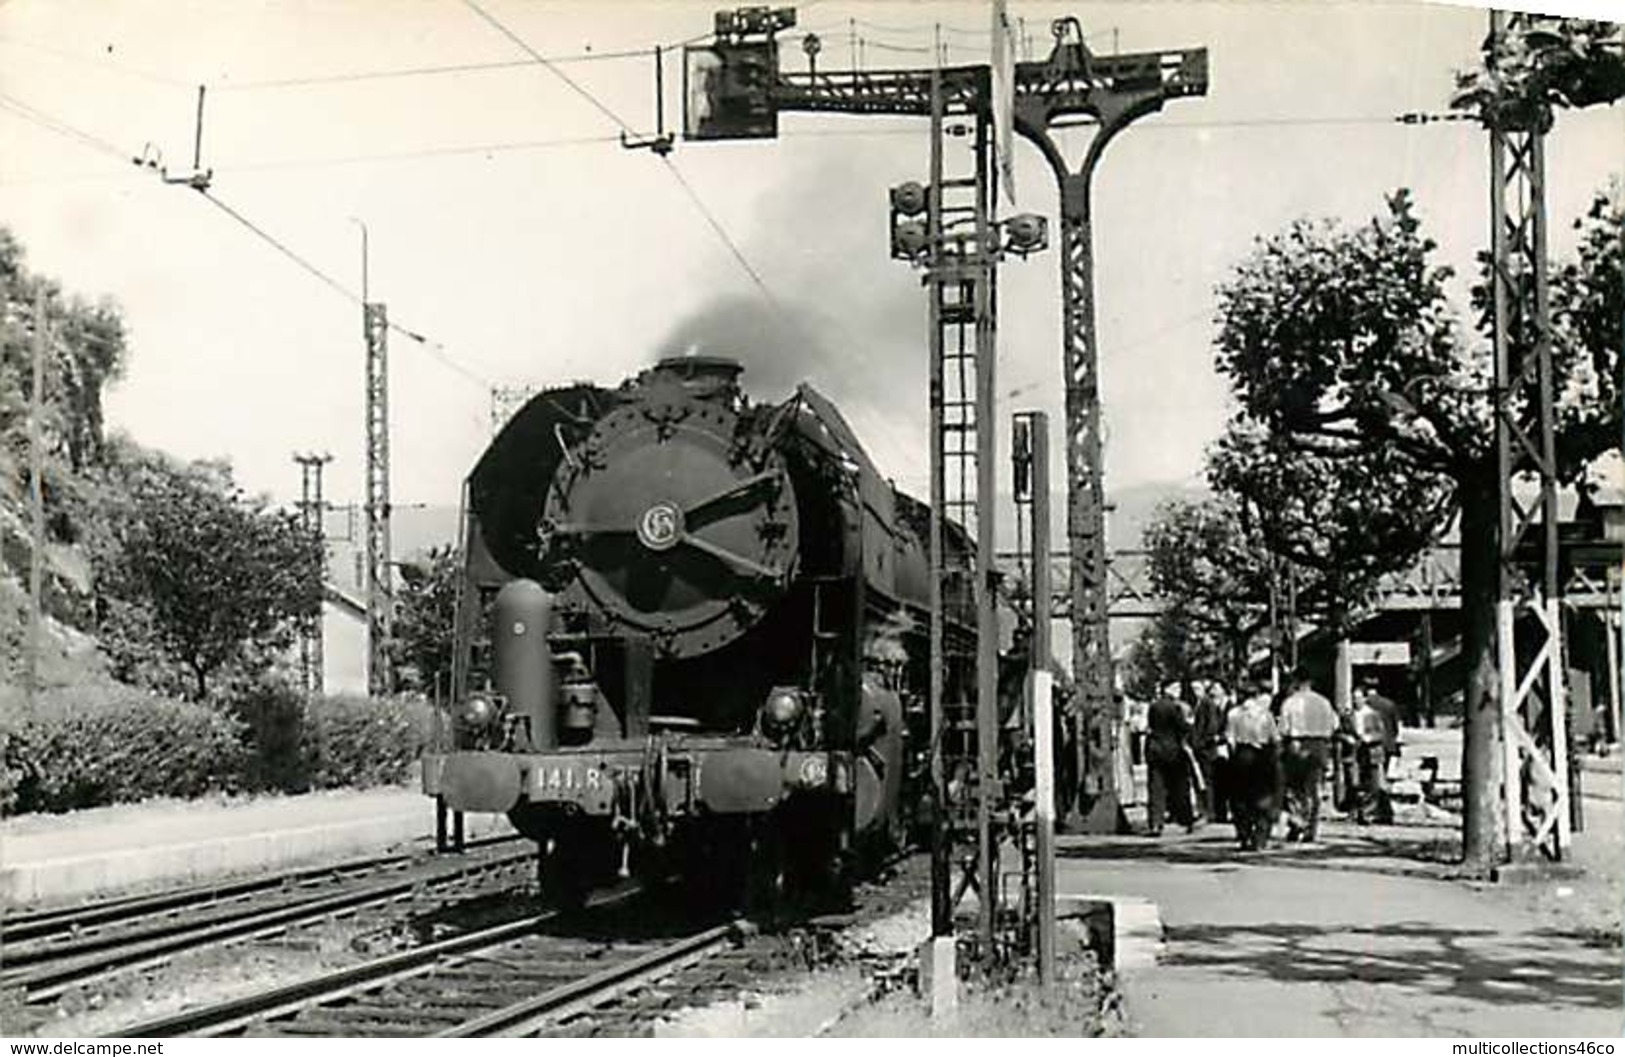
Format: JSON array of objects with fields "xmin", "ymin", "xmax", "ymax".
[
  {"xmin": 1139, "ymin": 496, "xmax": 1276, "ymax": 690},
  {"xmin": 1213, "ymin": 181, "xmax": 1621, "ymax": 873},
  {"xmin": 1451, "ymin": 18, "xmax": 1625, "ymax": 126},
  {"xmin": 1120, "ymin": 608, "xmax": 1223, "ymax": 703},
  {"xmin": 1208, "ymin": 413, "xmax": 1456, "ymax": 706},
  {"xmin": 93, "ymin": 448, "xmax": 324, "ymax": 700},
  {"xmin": 390, "ymin": 544, "xmax": 459, "ymax": 698}
]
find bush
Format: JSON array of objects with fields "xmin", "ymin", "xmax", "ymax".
[
  {"xmin": 0, "ymin": 681, "xmax": 434, "ymax": 817},
  {"xmin": 1, "ymin": 684, "xmax": 246, "ymax": 814},
  {"xmin": 221, "ymin": 684, "xmax": 434, "ymax": 795},
  {"xmin": 221, "ymin": 681, "xmax": 311, "ymax": 794},
  {"xmin": 304, "ymin": 694, "xmax": 433, "ymax": 791}
]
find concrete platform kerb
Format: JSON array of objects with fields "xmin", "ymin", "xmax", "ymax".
[{"xmin": 1, "ymin": 788, "xmax": 512, "ymax": 906}]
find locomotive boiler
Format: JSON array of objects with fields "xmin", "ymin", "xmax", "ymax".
[{"xmin": 424, "ymin": 355, "xmax": 971, "ymax": 905}]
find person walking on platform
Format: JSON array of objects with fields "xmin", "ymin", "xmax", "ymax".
[
  {"xmin": 1351, "ymin": 688, "xmax": 1394, "ymax": 824},
  {"xmin": 1145, "ymin": 684, "xmax": 1195, "ymax": 836},
  {"xmin": 1278, "ymin": 668, "xmax": 1339, "ymax": 842},
  {"xmin": 1226, "ymin": 680, "xmax": 1280, "ymax": 851},
  {"xmin": 1360, "ymin": 676, "xmax": 1402, "ymax": 764},
  {"xmin": 1193, "ymin": 683, "xmax": 1230, "ymax": 823}
]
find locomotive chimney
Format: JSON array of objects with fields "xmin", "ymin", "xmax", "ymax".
[
  {"xmin": 651, "ymin": 354, "xmax": 743, "ymax": 401},
  {"xmin": 493, "ymin": 579, "xmax": 557, "ymax": 751}
]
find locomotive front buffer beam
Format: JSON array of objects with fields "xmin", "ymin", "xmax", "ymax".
[{"xmin": 427, "ymin": 742, "xmax": 855, "ymax": 831}]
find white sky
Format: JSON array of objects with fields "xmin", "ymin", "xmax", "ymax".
[{"xmin": 1, "ymin": 0, "xmax": 1620, "ymax": 513}]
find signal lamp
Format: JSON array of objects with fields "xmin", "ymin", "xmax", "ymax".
[
  {"xmin": 890, "ymin": 181, "xmax": 928, "ymax": 217},
  {"xmin": 1002, "ymin": 213, "xmax": 1049, "ymax": 256},
  {"xmin": 891, "ymin": 220, "xmax": 930, "ymax": 261}
]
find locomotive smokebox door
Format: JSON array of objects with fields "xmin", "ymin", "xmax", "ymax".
[{"xmin": 541, "ymin": 358, "xmax": 800, "ymax": 659}]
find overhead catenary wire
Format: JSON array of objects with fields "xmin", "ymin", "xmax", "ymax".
[
  {"xmin": 194, "ymin": 190, "xmax": 494, "ymax": 389},
  {"xmin": 459, "ymin": 0, "xmax": 784, "ymax": 312},
  {"xmin": 0, "ymin": 86, "xmax": 1491, "ymax": 194},
  {"xmin": 0, "ymin": 34, "xmax": 192, "ymax": 89},
  {"xmin": 0, "ymin": 91, "xmax": 130, "ymax": 163},
  {"xmin": 215, "ymin": 48, "xmax": 658, "ymax": 92}
]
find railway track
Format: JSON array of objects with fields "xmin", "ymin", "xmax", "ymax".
[
  {"xmin": 119, "ymin": 885, "xmax": 745, "ymax": 1038},
  {"xmin": 2, "ymin": 836, "xmax": 531, "ymax": 1005},
  {"xmin": 109, "ymin": 852, "xmax": 932, "ymax": 1039}
]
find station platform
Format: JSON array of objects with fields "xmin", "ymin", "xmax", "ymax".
[
  {"xmin": 1062, "ymin": 750, "xmax": 1623, "ymax": 1037},
  {"xmin": 0, "ymin": 786, "xmax": 513, "ymax": 907}
]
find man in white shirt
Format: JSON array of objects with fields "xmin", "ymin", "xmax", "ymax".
[
  {"xmin": 1352, "ymin": 689, "xmax": 1394, "ymax": 824},
  {"xmin": 1225, "ymin": 680, "xmax": 1279, "ymax": 851},
  {"xmin": 1278, "ymin": 668, "xmax": 1339, "ymax": 842}
]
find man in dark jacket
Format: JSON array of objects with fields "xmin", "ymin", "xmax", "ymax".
[
  {"xmin": 1145, "ymin": 684, "xmax": 1195, "ymax": 836},
  {"xmin": 1192, "ymin": 684, "xmax": 1230, "ymax": 823}
]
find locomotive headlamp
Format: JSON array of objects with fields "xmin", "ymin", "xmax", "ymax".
[
  {"xmin": 762, "ymin": 687, "xmax": 803, "ymax": 731},
  {"xmin": 461, "ymin": 695, "xmax": 498, "ymax": 729}
]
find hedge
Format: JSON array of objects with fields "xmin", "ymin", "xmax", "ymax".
[
  {"xmin": 1, "ymin": 685, "xmax": 436, "ymax": 816},
  {"xmin": 225, "ymin": 684, "xmax": 433, "ymax": 794},
  {"xmin": 1, "ymin": 684, "xmax": 247, "ymax": 815},
  {"xmin": 304, "ymin": 693, "xmax": 433, "ymax": 791}
]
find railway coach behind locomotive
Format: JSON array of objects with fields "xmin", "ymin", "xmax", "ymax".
[{"xmin": 425, "ymin": 355, "xmax": 968, "ymax": 905}]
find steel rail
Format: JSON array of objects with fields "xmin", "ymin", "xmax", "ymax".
[
  {"xmin": 118, "ymin": 882, "xmax": 644, "ymax": 1038},
  {"xmin": 5, "ymin": 833, "xmax": 519, "ymax": 940},
  {"xmin": 8, "ymin": 846, "xmax": 534, "ymax": 1002},
  {"xmin": 439, "ymin": 920, "xmax": 744, "ymax": 1037}
]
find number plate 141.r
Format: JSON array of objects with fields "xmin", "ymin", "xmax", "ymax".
[{"xmin": 529, "ymin": 760, "xmax": 607, "ymax": 805}]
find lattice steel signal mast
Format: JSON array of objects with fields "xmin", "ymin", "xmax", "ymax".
[
  {"xmin": 364, "ymin": 300, "xmax": 394, "ymax": 697},
  {"xmin": 1484, "ymin": 10, "xmax": 1576, "ymax": 861},
  {"xmin": 294, "ymin": 452, "xmax": 333, "ymax": 696},
  {"xmin": 678, "ymin": 4, "xmax": 1207, "ymax": 945}
]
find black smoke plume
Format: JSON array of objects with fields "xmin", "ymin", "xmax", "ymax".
[{"xmin": 655, "ymin": 153, "xmax": 930, "ymax": 481}]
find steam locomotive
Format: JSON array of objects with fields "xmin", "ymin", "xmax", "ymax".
[{"xmin": 423, "ymin": 355, "xmax": 974, "ymax": 906}]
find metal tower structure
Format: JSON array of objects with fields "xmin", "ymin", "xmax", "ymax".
[
  {"xmin": 1009, "ymin": 19, "xmax": 1207, "ymax": 830},
  {"xmin": 1012, "ymin": 410, "xmax": 1058, "ymax": 987},
  {"xmin": 364, "ymin": 301, "xmax": 394, "ymax": 697},
  {"xmin": 680, "ymin": 3, "xmax": 1205, "ymax": 964},
  {"xmin": 1487, "ymin": 9, "xmax": 1569, "ymax": 861},
  {"xmin": 294, "ymin": 452, "xmax": 332, "ymax": 696},
  {"xmin": 919, "ymin": 66, "xmax": 1001, "ymax": 956}
]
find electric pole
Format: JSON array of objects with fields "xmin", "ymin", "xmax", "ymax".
[
  {"xmin": 353, "ymin": 218, "xmax": 394, "ymax": 697},
  {"xmin": 27, "ymin": 286, "xmax": 47, "ymax": 709},
  {"xmin": 1486, "ymin": 9, "xmax": 1571, "ymax": 861},
  {"xmin": 294, "ymin": 452, "xmax": 333, "ymax": 696},
  {"xmin": 1014, "ymin": 410, "xmax": 1057, "ymax": 988}
]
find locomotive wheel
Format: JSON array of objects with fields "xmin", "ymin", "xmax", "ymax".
[
  {"xmin": 537, "ymin": 832, "xmax": 590, "ymax": 912},
  {"xmin": 670, "ymin": 820, "xmax": 750, "ymax": 912},
  {"xmin": 744, "ymin": 818, "xmax": 790, "ymax": 922}
]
